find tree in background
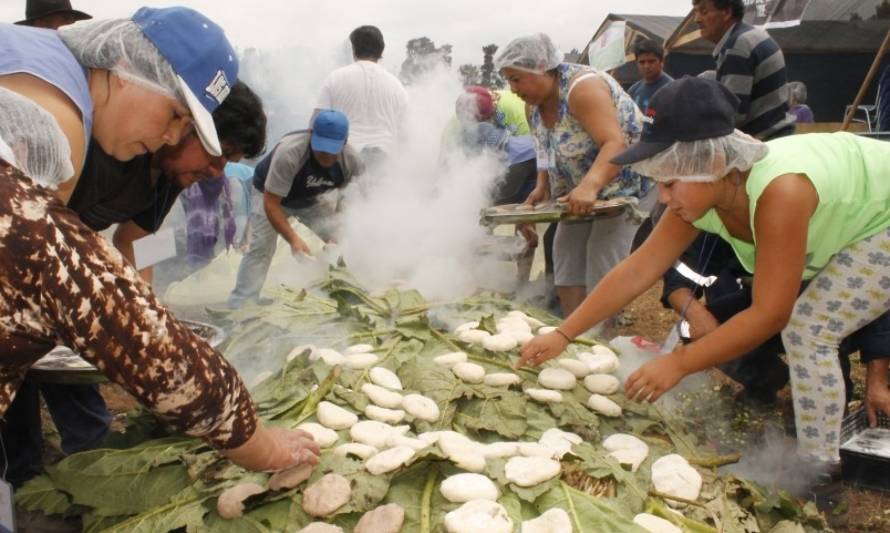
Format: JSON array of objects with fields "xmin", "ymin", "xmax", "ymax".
[
  {"xmin": 400, "ymin": 37, "xmax": 453, "ymax": 85},
  {"xmin": 563, "ymin": 48, "xmax": 582, "ymax": 64},
  {"xmin": 480, "ymin": 44, "xmax": 505, "ymax": 89},
  {"xmin": 458, "ymin": 64, "xmax": 481, "ymax": 86}
]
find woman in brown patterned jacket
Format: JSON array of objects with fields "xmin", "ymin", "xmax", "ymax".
[{"xmin": 0, "ymin": 8, "xmax": 319, "ymax": 474}]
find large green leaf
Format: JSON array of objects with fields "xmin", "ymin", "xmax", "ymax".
[
  {"xmin": 202, "ymin": 498, "xmax": 293, "ymax": 533},
  {"xmin": 523, "ymin": 401, "xmax": 561, "ymax": 439},
  {"xmin": 44, "ymin": 439, "xmax": 198, "ymax": 516},
  {"xmin": 452, "ymin": 389, "xmax": 528, "ymax": 439},
  {"xmin": 28, "ymin": 267, "xmax": 831, "ymax": 533},
  {"xmin": 52, "ymin": 462, "xmax": 192, "ymax": 517},
  {"xmin": 82, "ymin": 513, "xmax": 128, "ymax": 533},
  {"xmin": 330, "ymin": 383, "xmax": 369, "ymax": 412},
  {"xmin": 546, "ymin": 387, "xmax": 600, "ymax": 441},
  {"xmin": 251, "ymin": 358, "xmax": 318, "ymax": 419},
  {"xmin": 384, "ymin": 462, "xmax": 455, "ymax": 533},
  {"xmin": 14, "ymin": 475, "xmax": 71, "ymax": 515},
  {"xmin": 536, "ymin": 481, "xmax": 648, "ymax": 533},
  {"xmin": 95, "ymin": 487, "xmax": 209, "ymax": 532}
]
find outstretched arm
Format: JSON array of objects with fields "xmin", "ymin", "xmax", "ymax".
[
  {"xmin": 518, "ymin": 207, "xmax": 700, "ymax": 367},
  {"xmin": 625, "ymin": 173, "xmax": 818, "ymax": 401}
]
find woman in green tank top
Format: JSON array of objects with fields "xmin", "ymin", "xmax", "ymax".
[{"xmin": 515, "ymin": 77, "xmax": 890, "ymax": 473}]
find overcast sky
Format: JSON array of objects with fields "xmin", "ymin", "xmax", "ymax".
[{"xmin": 0, "ymin": 0, "xmax": 694, "ymax": 68}]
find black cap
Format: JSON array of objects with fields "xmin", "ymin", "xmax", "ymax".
[
  {"xmin": 611, "ymin": 76, "xmax": 740, "ymax": 166},
  {"xmin": 16, "ymin": 0, "xmax": 92, "ymax": 25}
]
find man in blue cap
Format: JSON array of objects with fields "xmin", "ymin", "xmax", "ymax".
[{"xmin": 229, "ymin": 109, "xmax": 364, "ymax": 307}]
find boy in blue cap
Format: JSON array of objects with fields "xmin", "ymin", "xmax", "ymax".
[{"xmin": 229, "ymin": 109, "xmax": 364, "ymax": 307}]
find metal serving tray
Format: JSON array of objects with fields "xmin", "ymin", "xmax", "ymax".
[
  {"xmin": 28, "ymin": 319, "xmax": 227, "ymax": 384},
  {"xmin": 480, "ymin": 197, "xmax": 633, "ymax": 226}
]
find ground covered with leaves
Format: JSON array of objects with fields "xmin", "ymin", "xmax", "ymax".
[{"xmin": 14, "ymin": 268, "xmax": 861, "ymax": 532}]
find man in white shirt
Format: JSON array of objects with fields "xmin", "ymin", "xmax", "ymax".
[{"xmin": 317, "ymin": 25, "xmax": 407, "ymax": 165}]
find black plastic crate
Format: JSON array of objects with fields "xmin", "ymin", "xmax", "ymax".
[{"xmin": 839, "ymin": 407, "xmax": 890, "ymax": 492}]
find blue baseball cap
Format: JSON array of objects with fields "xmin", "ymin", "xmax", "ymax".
[
  {"xmin": 133, "ymin": 7, "xmax": 238, "ymax": 157},
  {"xmin": 311, "ymin": 110, "xmax": 349, "ymax": 154}
]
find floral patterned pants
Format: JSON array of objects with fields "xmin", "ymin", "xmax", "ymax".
[{"xmin": 782, "ymin": 226, "xmax": 890, "ymax": 462}]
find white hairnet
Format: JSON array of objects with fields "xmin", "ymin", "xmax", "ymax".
[
  {"xmin": 0, "ymin": 87, "xmax": 73, "ymax": 189},
  {"xmin": 58, "ymin": 19, "xmax": 183, "ymax": 101},
  {"xmin": 629, "ymin": 130, "xmax": 769, "ymax": 182},
  {"xmin": 495, "ymin": 33, "xmax": 562, "ymax": 74},
  {"xmin": 789, "ymin": 81, "xmax": 807, "ymax": 105}
]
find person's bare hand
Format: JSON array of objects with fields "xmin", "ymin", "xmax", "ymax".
[
  {"xmin": 515, "ymin": 332, "xmax": 570, "ymax": 369},
  {"xmin": 265, "ymin": 427, "xmax": 320, "ymax": 471},
  {"xmin": 624, "ymin": 352, "xmax": 688, "ymax": 403},
  {"xmin": 558, "ymin": 182, "xmax": 600, "ymax": 216},
  {"xmin": 866, "ymin": 383, "xmax": 890, "ymax": 428},
  {"xmin": 223, "ymin": 424, "xmax": 321, "ymax": 472},
  {"xmin": 523, "ymin": 184, "xmax": 549, "ymax": 207},
  {"xmin": 686, "ymin": 307, "xmax": 720, "ymax": 340},
  {"xmin": 516, "ymin": 223, "xmax": 539, "ymax": 248},
  {"xmin": 289, "ymin": 237, "xmax": 313, "ymax": 258}
]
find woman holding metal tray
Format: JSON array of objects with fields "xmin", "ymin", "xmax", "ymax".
[{"xmin": 495, "ymin": 32, "xmax": 656, "ymax": 317}]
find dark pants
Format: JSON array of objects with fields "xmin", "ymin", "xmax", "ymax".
[
  {"xmin": 492, "ymin": 159, "xmax": 537, "ymax": 206},
  {"xmin": 543, "ymin": 224, "xmax": 556, "ymax": 276},
  {"xmin": 1, "ymin": 379, "xmax": 111, "ymax": 487}
]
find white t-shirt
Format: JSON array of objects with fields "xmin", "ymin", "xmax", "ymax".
[{"xmin": 317, "ymin": 60, "xmax": 408, "ymax": 154}]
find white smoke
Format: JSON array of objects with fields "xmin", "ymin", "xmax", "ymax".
[
  {"xmin": 160, "ymin": 44, "xmax": 523, "ymax": 305},
  {"xmin": 335, "ymin": 65, "xmax": 520, "ymax": 300}
]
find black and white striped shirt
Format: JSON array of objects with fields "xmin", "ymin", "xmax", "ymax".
[{"xmin": 714, "ymin": 22, "xmax": 795, "ymax": 140}]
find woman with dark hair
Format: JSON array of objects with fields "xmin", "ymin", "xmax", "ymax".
[{"xmin": 495, "ymin": 33, "xmax": 655, "ymax": 317}]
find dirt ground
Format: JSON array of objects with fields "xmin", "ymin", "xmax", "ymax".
[
  {"xmin": 26, "ymin": 283, "xmax": 890, "ymax": 532},
  {"xmin": 604, "ymin": 284, "xmax": 890, "ymax": 533}
]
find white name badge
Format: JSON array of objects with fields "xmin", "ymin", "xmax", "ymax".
[
  {"xmin": 133, "ymin": 228, "xmax": 177, "ymax": 270},
  {"xmin": 0, "ymin": 479, "xmax": 15, "ymax": 533}
]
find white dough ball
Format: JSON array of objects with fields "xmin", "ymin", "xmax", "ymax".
[
  {"xmin": 526, "ymin": 388, "xmax": 563, "ymax": 403},
  {"xmin": 440, "ymin": 473, "xmax": 499, "ymax": 503},
  {"xmin": 505, "ymin": 456, "xmax": 561, "ymax": 487},
  {"xmin": 369, "ymin": 367, "xmax": 403, "ymax": 390},
  {"xmin": 586, "ymin": 394, "xmax": 622, "ymax": 417},
  {"xmin": 317, "ymin": 401, "xmax": 358, "ymax": 430},
  {"xmin": 452, "ymin": 362, "xmax": 486, "ymax": 384},
  {"xmin": 537, "ymin": 368, "xmax": 577, "ymax": 390}
]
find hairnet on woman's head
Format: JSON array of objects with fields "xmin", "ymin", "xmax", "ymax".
[
  {"xmin": 60, "ymin": 7, "xmax": 239, "ymax": 157},
  {"xmin": 495, "ymin": 33, "xmax": 562, "ymax": 74},
  {"xmin": 58, "ymin": 19, "xmax": 182, "ymax": 101},
  {"xmin": 0, "ymin": 87, "xmax": 74, "ymax": 189},
  {"xmin": 629, "ymin": 130, "xmax": 769, "ymax": 183}
]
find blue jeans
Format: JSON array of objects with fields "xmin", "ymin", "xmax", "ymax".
[
  {"xmin": 2, "ymin": 379, "xmax": 111, "ymax": 487},
  {"xmin": 228, "ymin": 190, "xmax": 335, "ymax": 308}
]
